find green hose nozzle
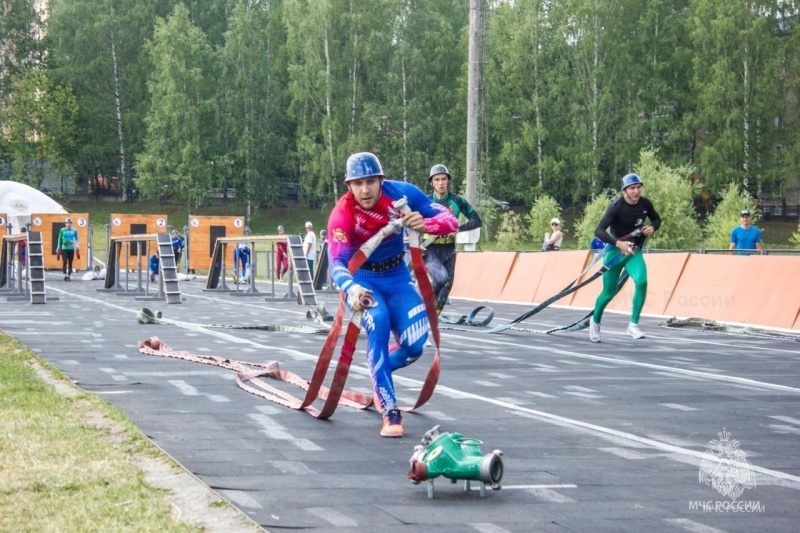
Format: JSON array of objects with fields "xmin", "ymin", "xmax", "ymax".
[{"xmin": 408, "ymin": 425, "xmax": 503, "ymax": 498}]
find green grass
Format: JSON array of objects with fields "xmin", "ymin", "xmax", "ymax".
[{"xmin": 0, "ymin": 335, "xmax": 202, "ymax": 531}]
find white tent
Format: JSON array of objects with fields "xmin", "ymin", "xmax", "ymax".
[{"xmin": 0, "ymin": 181, "xmax": 68, "ymax": 232}]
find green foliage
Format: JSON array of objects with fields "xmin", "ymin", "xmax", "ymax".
[
  {"xmin": 632, "ymin": 149, "xmax": 701, "ymax": 250},
  {"xmin": 527, "ymin": 195, "xmax": 561, "ymax": 246},
  {"xmin": 574, "ymin": 190, "xmax": 618, "ymax": 249},
  {"xmin": 790, "ymin": 224, "xmax": 800, "ymax": 249},
  {"xmin": 13, "ymin": 0, "xmax": 800, "ymax": 213},
  {"xmin": 702, "ymin": 182, "xmax": 758, "ymax": 250},
  {"xmin": 473, "ymin": 197, "xmax": 501, "ymax": 243},
  {"xmin": 494, "ymin": 211, "xmax": 529, "ymax": 251},
  {"xmin": 2, "ymin": 68, "xmax": 77, "ymax": 187},
  {"xmin": 136, "ymin": 5, "xmax": 217, "ymax": 208}
]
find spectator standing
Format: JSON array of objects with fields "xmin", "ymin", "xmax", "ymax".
[
  {"xmin": 57, "ymin": 217, "xmax": 79, "ymax": 281},
  {"xmin": 171, "ymin": 230, "xmax": 185, "ymax": 272},
  {"xmin": 319, "ymin": 229, "xmax": 329, "ymax": 287},
  {"xmin": 18, "ymin": 227, "xmax": 28, "ymax": 268},
  {"xmin": 303, "ymin": 221, "xmax": 317, "ymax": 276},
  {"xmin": 275, "ymin": 225, "xmax": 289, "ymax": 280},
  {"xmin": 729, "ymin": 210, "xmax": 763, "ymax": 255}
]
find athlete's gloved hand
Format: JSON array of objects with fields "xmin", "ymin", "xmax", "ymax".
[{"xmin": 346, "ymin": 284, "xmax": 375, "ymax": 312}]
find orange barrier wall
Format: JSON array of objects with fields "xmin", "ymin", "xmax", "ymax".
[
  {"xmin": 570, "ymin": 252, "xmax": 690, "ymax": 315},
  {"xmin": 0, "ymin": 214, "xmax": 6, "ymax": 232},
  {"xmin": 187, "ymin": 215, "xmax": 245, "ymax": 271},
  {"xmin": 534, "ymin": 251, "xmax": 591, "ymax": 306},
  {"xmin": 450, "ymin": 251, "xmax": 516, "ymax": 301},
  {"xmin": 665, "ymin": 255, "xmax": 800, "ymax": 330},
  {"xmin": 31, "ymin": 213, "xmax": 90, "ymax": 270},
  {"xmin": 451, "ymin": 250, "xmax": 799, "ymax": 331},
  {"xmin": 498, "ymin": 253, "xmax": 548, "ymax": 303}
]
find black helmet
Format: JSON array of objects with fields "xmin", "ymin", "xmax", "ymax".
[{"xmin": 429, "ymin": 164, "xmax": 451, "ymax": 183}]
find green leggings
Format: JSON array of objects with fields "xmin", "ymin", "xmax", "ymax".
[{"xmin": 592, "ymin": 249, "xmax": 648, "ymax": 324}]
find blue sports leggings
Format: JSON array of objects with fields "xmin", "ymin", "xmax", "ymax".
[{"xmin": 354, "ymin": 266, "xmax": 429, "ymax": 414}]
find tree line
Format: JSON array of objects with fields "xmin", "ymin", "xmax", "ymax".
[{"xmin": 2, "ymin": 0, "xmax": 799, "ymax": 221}]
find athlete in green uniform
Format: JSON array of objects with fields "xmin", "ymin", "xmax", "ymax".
[
  {"xmin": 424, "ymin": 164, "xmax": 482, "ymax": 313},
  {"xmin": 589, "ymin": 173, "xmax": 661, "ymax": 342}
]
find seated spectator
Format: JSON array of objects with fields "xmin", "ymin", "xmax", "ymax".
[{"xmin": 542, "ymin": 218, "xmax": 564, "ymax": 251}]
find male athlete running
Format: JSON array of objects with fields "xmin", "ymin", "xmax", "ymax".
[
  {"xmin": 327, "ymin": 152, "xmax": 458, "ymax": 437},
  {"xmin": 589, "ymin": 173, "xmax": 661, "ymax": 342}
]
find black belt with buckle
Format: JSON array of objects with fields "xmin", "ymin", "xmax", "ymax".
[{"xmin": 361, "ymin": 254, "xmax": 404, "ymax": 272}]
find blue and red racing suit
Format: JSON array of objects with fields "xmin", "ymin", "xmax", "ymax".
[{"xmin": 327, "ymin": 180, "xmax": 458, "ymax": 413}]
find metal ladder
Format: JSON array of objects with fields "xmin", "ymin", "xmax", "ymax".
[
  {"xmin": 287, "ymin": 234, "xmax": 317, "ymax": 305},
  {"xmin": 156, "ymin": 233, "xmax": 182, "ymax": 304},
  {"xmin": 26, "ymin": 231, "xmax": 47, "ymax": 304}
]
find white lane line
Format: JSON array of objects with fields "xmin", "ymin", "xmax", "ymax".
[
  {"xmin": 471, "ymin": 523, "xmax": 510, "ymax": 533},
  {"xmin": 662, "ymin": 518, "xmax": 727, "ymax": 533},
  {"xmin": 168, "ymin": 380, "xmax": 230, "ymax": 402},
  {"xmin": 660, "ymin": 403, "xmax": 699, "ymax": 411},
  {"xmin": 564, "ymin": 391, "xmax": 604, "ymax": 399},
  {"xmin": 444, "ymin": 336, "xmax": 800, "ymax": 394},
  {"xmin": 502, "ymin": 484, "xmax": 577, "ymax": 490},
  {"xmin": 169, "ymin": 380, "xmax": 199, "ymax": 396},
  {"xmin": 306, "ymin": 508, "xmax": 357, "ymax": 527},
  {"xmin": 248, "ymin": 413, "xmax": 321, "ymax": 451},
  {"xmin": 600, "ymin": 447, "xmax": 654, "ymax": 460},
  {"xmin": 769, "ymin": 415, "xmax": 800, "ymax": 426},
  {"xmin": 769, "ymin": 424, "xmax": 800, "ymax": 436},
  {"xmin": 525, "ymin": 391, "xmax": 557, "ymax": 399},
  {"xmin": 0, "ymin": 320, "xmax": 73, "ymax": 325},
  {"xmin": 525, "ymin": 487, "xmax": 575, "ymax": 503},
  {"xmin": 474, "ymin": 380, "xmax": 500, "ymax": 387},
  {"xmin": 267, "ymin": 461, "xmax": 316, "ymax": 475},
  {"xmin": 563, "ymin": 385, "xmax": 598, "ymax": 392}
]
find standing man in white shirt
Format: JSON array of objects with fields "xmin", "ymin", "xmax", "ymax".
[{"xmin": 303, "ymin": 221, "xmax": 317, "ymax": 276}]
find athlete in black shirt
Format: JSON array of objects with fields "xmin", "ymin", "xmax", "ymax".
[{"xmin": 589, "ymin": 173, "xmax": 661, "ymax": 342}]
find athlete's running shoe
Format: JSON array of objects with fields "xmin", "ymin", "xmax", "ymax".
[
  {"xmin": 627, "ymin": 322, "xmax": 645, "ymax": 339},
  {"xmin": 380, "ymin": 409, "xmax": 404, "ymax": 438},
  {"xmin": 589, "ymin": 318, "xmax": 601, "ymax": 343}
]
